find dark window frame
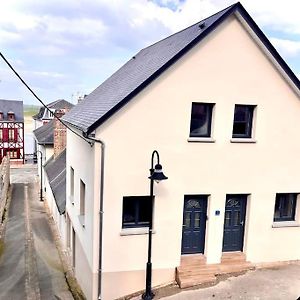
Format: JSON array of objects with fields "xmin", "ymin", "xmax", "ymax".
[
  {"xmin": 273, "ymin": 193, "xmax": 297, "ymax": 222},
  {"xmin": 189, "ymin": 102, "xmax": 214, "ymax": 138},
  {"xmin": 79, "ymin": 179, "xmax": 85, "ymax": 216},
  {"xmin": 7, "ymin": 113, "xmax": 15, "ymax": 121},
  {"xmin": 232, "ymin": 105, "xmax": 255, "ymax": 138},
  {"xmin": 70, "ymin": 167, "xmax": 74, "ymax": 198},
  {"xmin": 122, "ymin": 196, "xmax": 153, "ymax": 228}
]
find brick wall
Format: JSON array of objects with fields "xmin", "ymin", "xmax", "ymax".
[{"xmin": 54, "ymin": 110, "xmax": 67, "ymax": 158}]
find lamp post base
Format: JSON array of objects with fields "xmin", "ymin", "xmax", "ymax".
[{"xmin": 142, "ymin": 291, "xmax": 154, "ymax": 300}]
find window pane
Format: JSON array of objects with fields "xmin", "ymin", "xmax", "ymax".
[
  {"xmin": 138, "ymin": 197, "xmax": 151, "ymax": 224},
  {"xmin": 281, "ymin": 196, "xmax": 294, "ymax": 218},
  {"xmin": 232, "ymin": 105, "xmax": 254, "ymax": 138},
  {"xmin": 123, "ymin": 198, "xmax": 136, "ymax": 225},
  {"xmin": 194, "ymin": 212, "xmax": 200, "ymax": 228},
  {"xmin": 274, "ymin": 198, "xmax": 280, "ymax": 220},
  {"xmin": 225, "ymin": 211, "xmax": 231, "ymax": 227},
  {"xmin": 123, "ymin": 196, "xmax": 151, "ymax": 227},
  {"xmin": 274, "ymin": 193, "xmax": 297, "ymax": 221},
  {"xmin": 234, "ymin": 106, "xmax": 248, "ymax": 122},
  {"xmin": 233, "ymin": 211, "xmax": 240, "ymax": 226},
  {"xmin": 233, "ymin": 122, "xmax": 247, "ymax": 135},
  {"xmin": 190, "ymin": 103, "xmax": 212, "ymax": 137},
  {"xmin": 184, "ymin": 212, "xmax": 191, "ymax": 228}
]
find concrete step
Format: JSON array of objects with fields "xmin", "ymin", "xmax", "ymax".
[
  {"xmin": 180, "ymin": 254, "xmax": 206, "ymax": 267},
  {"xmin": 221, "ymin": 252, "xmax": 247, "ymax": 264},
  {"xmin": 176, "ymin": 253, "xmax": 254, "ymax": 289},
  {"xmin": 176, "ymin": 271, "xmax": 216, "ymax": 289},
  {"xmin": 218, "ymin": 262, "xmax": 253, "ymax": 274}
]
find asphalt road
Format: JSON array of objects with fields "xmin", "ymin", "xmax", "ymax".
[
  {"xmin": 0, "ymin": 182, "xmax": 26, "ymax": 299},
  {"xmin": 157, "ymin": 264, "xmax": 300, "ymax": 300},
  {"xmin": 0, "ymin": 166, "xmax": 73, "ymax": 300}
]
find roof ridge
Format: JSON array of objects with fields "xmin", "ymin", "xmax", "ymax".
[
  {"xmin": 140, "ymin": 2, "xmax": 239, "ymax": 52},
  {"xmin": 63, "ymin": 2, "xmax": 300, "ymax": 133}
]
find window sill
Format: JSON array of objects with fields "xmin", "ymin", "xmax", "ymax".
[
  {"xmin": 272, "ymin": 221, "xmax": 300, "ymax": 228},
  {"xmin": 78, "ymin": 215, "xmax": 85, "ymax": 228},
  {"xmin": 120, "ymin": 227, "xmax": 156, "ymax": 236},
  {"xmin": 187, "ymin": 137, "xmax": 215, "ymax": 143},
  {"xmin": 230, "ymin": 138, "xmax": 256, "ymax": 143}
]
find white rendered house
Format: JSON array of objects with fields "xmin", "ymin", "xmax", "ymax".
[{"xmin": 63, "ymin": 3, "xmax": 300, "ymax": 299}]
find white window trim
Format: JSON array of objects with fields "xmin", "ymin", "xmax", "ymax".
[
  {"xmin": 272, "ymin": 221, "xmax": 300, "ymax": 228},
  {"xmin": 188, "ymin": 137, "xmax": 216, "ymax": 143},
  {"xmin": 230, "ymin": 138, "xmax": 257, "ymax": 143},
  {"xmin": 120, "ymin": 227, "xmax": 156, "ymax": 236}
]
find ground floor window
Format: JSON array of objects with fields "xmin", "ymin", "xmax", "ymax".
[
  {"xmin": 122, "ymin": 196, "xmax": 152, "ymax": 228},
  {"xmin": 274, "ymin": 193, "xmax": 297, "ymax": 222}
]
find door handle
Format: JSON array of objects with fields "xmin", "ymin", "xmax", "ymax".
[{"xmin": 240, "ymin": 221, "xmax": 244, "ymax": 226}]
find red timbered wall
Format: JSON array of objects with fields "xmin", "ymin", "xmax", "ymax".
[{"xmin": 0, "ymin": 122, "xmax": 24, "ymax": 164}]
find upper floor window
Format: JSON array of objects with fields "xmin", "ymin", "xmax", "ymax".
[
  {"xmin": 189, "ymin": 103, "xmax": 214, "ymax": 138},
  {"xmin": 8, "ymin": 129, "xmax": 15, "ymax": 142},
  {"xmin": 7, "ymin": 112, "xmax": 15, "ymax": 121},
  {"xmin": 232, "ymin": 105, "xmax": 255, "ymax": 138},
  {"xmin": 80, "ymin": 179, "xmax": 85, "ymax": 216},
  {"xmin": 122, "ymin": 196, "xmax": 152, "ymax": 228},
  {"xmin": 70, "ymin": 167, "xmax": 74, "ymax": 198},
  {"xmin": 274, "ymin": 193, "xmax": 297, "ymax": 222}
]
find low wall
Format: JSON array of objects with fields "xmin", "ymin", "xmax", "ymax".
[{"xmin": 0, "ymin": 157, "xmax": 10, "ymax": 239}]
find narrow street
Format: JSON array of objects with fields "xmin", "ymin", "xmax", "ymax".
[{"xmin": 0, "ymin": 165, "xmax": 73, "ymax": 300}]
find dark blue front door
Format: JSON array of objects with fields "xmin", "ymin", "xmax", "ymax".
[
  {"xmin": 181, "ymin": 196, "xmax": 207, "ymax": 254},
  {"xmin": 222, "ymin": 195, "xmax": 247, "ymax": 252}
]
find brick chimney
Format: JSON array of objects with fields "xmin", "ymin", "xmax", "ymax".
[{"xmin": 53, "ymin": 109, "xmax": 67, "ymax": 158}]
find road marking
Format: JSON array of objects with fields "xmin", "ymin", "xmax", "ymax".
[{"xmin": 24, "ymin": 184, "xmax": 41, "ymax": 300}]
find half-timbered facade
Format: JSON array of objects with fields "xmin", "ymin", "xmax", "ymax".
[{"xmin": 0, "ymin": 99, "xmax": 24, "ymax": 164}]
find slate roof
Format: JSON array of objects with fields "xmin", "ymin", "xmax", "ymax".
[
  {"xmin": 0, "ymin": 99, "xmax": 24, "ymax": 122},
  {"xmin": 33, "ymin": 120, "xmax": 54, "ymax": 145},
  {"xmin": 62, "ymin": 2, "xmax": 300, "ymax": 134},
  {"xmin": 44, "ymin": 150, "xmax": 66, "ymax": 215},
  {"xmin": 33, "ymin": 99, "xmax": 74, "ymax": 120}
]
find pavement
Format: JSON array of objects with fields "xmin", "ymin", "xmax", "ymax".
[
  {"xmin": 156, "ymin": 264, "xmax": 300, "ymax": 300},
  {"xmin": 0, "ymin": 165, "xmax": 73, "ymax": 300}
]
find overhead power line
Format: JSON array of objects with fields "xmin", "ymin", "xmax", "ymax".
[{"xmin": 0, "ymin": 51, "xmax": 92, "ymax": 146}]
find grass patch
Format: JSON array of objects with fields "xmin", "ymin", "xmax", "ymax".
[
  {"xmin": 24, "ymin": 104, "xmax": 40, "ymax": 118},
  {"xmin": 0, "ymin": 239, "xmax": 4, "ymax": 258},
  {"xmin": 65, "ymin": 273, "xmax": 86, "ymax": 300}
]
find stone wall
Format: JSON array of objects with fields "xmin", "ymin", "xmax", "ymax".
[{"xmin": 0, "ymin": 157, "xmax": 10, "ymax": 238}]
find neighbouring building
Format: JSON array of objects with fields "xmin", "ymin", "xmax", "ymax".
[
  {"xmin": 33, "ymin": 102, "xmax": 73, "ymax": 186},
  {"xmin": 62, "ymin": 3, "xmax": 300, "ymax": 299},
  {"xmin": 33, "ymin": 99, "xmax": 74, "ymax": 129},
  {"xmin": 32, "ymin": 99, "xmax": 74, "ymax": 155},
  {"xmin": 0, "ymin": 99, "xmax": 24, "ymax": 164},
  {"xmin": 33, "ymin": 119, "xmax": 54, "ymax": 162}
]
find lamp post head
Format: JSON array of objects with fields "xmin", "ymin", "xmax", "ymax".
[{"xmin": 149, "ymin": 163, "xmax": 168, "ymax": 183}]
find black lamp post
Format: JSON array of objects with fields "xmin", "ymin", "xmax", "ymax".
[
  {"xmin": 36, "ymin": 150, "xmax": 43, "ymax": 202},
  {"xmin": 142, "ymin": 150, "xmax": 168, "ymax": 300}
]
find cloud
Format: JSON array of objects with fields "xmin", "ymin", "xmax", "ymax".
[
  {"xmin": 0, "ymin": 0, "xmax": 300, "ymax": 104},
  {"xmin": 270, "ymin": 38, "xmax": 300, "ymax": 58}
]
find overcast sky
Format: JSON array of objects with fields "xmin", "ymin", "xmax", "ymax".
[{"xmin": 0, "ymin": 0, "xmax": 300, "ymax": 105}]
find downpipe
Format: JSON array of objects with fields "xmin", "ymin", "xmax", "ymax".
[{"xmin": 83, "ymin": 132, "xmax": 105, "ymax": 300}]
